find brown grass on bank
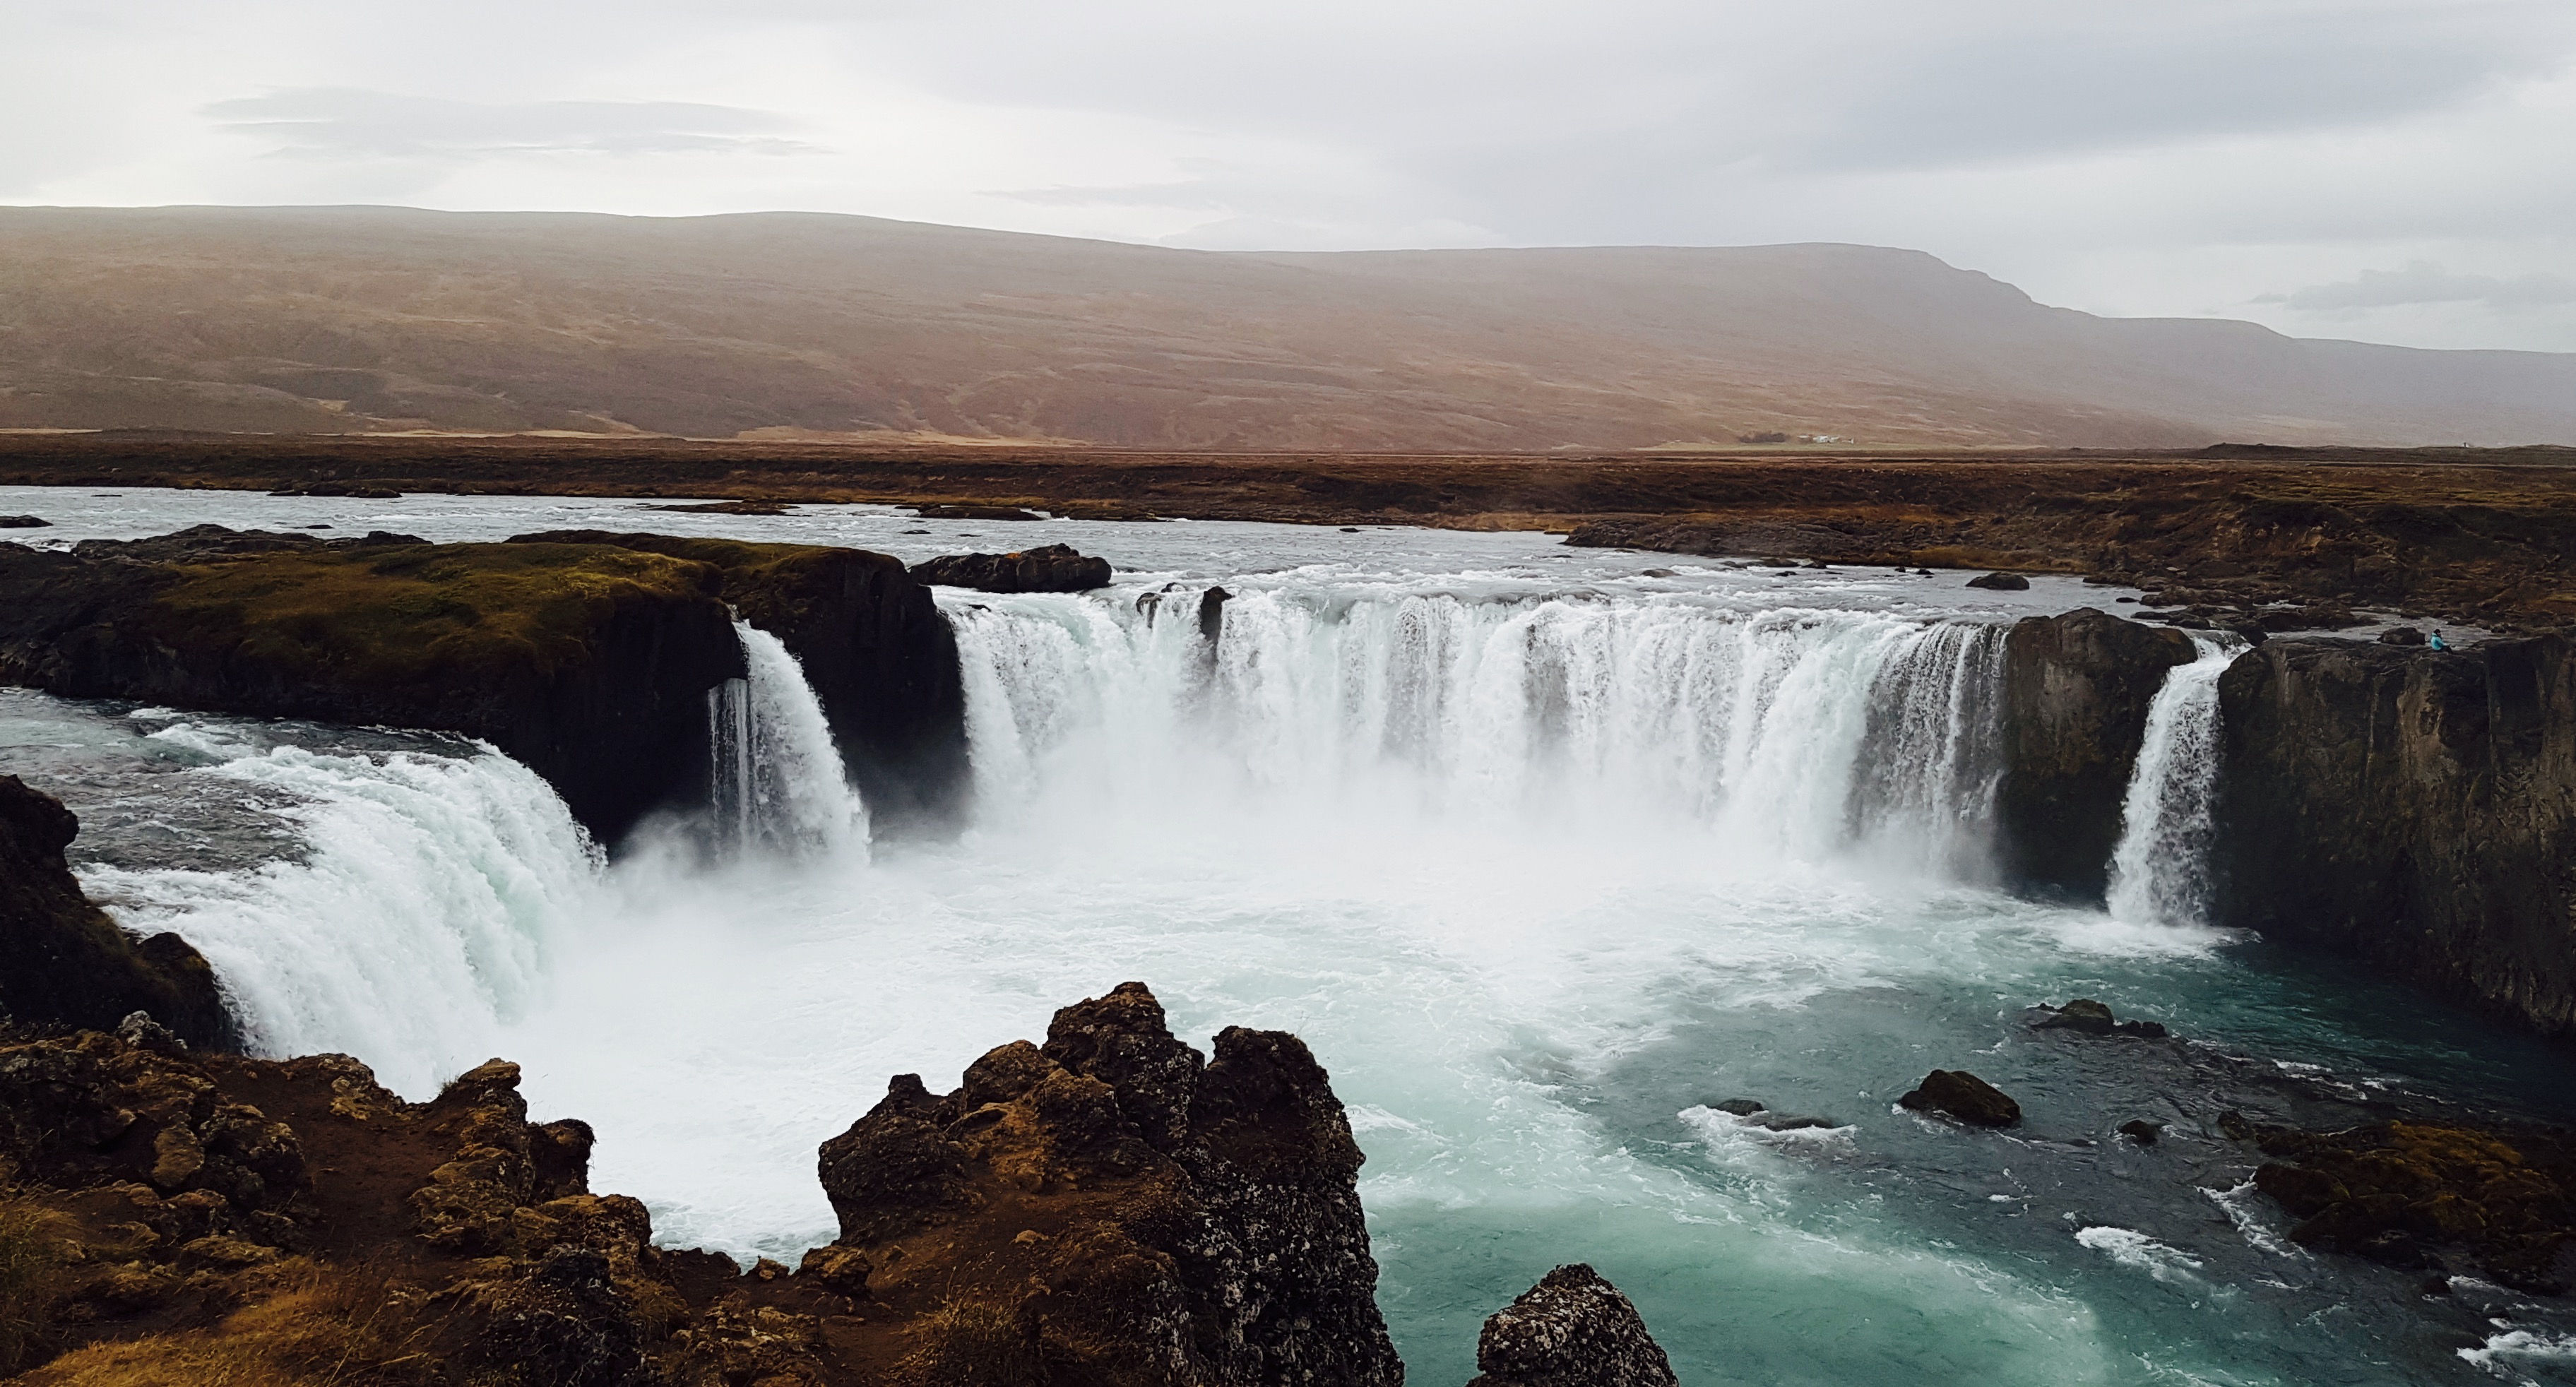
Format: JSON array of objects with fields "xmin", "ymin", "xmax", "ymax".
[
  {"xmin": 894, "ymin": 1297, "xmax": 1048, "ymax": 1387},
  {"xmin": 12, "ymin": 1264, "xmax": 441, "ymax": 1387},
  {"xmin": 0, "ymin": 1198, "xmax": 73, "ymax": 1376}
]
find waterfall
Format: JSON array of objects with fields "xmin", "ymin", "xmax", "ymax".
[
  {"xmin": 77, "ymin": 738, "xmax": 602, "ymax": 1095},
  {"xmin": 707, "ymin": 620, "xmax": 869, "ymax": 859},
  {"xmin": 2104, "ymin": 637, "xmax": 2236, "ymax": 927},
  {"xmin": 948, "ymin": 586, "xmax": 2008, "ymax": 871}
]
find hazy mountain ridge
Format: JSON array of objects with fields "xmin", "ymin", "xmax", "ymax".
[{"xmin": 2, "ymin": 206, "xmax": 2571, "ymax": 448}]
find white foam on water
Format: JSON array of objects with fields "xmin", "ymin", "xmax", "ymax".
[
  {"xmin": 2462, "ymin": 1327, "xmax": 2576, "ymax": 1383},
  {"xmin": 2075, "ymin": 1225, "xmax": 2207, "ymax": 1286},
  {"xmin": 2204, "ymin": 1179, "xmax": 2308, "ymax": 1259}
]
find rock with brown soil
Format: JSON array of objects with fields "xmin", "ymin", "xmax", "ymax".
[
  {"xmin": 2214, "ymin": 633, "xmax": 2576, "ymax": 1034},
  {"xmin": 1464, "ymin": 1263, "xmax": 1678, "ymax": 1387},
  {"xmin": 815, "ymin": 980, "xmax": 1402, "ymax": 1387},
  {"xmin": 1898, "ymin": 1070, "xmax": 2022, "ymax": 1128},
  {"xmin": 1995, "ymin": 609, "xmax": 2197, "ymax": 902},
  {"xmin": 911, "ymin": 543, "xmax": 1113, "ymax": 594},
  {"xmin": 2226, "ymin": 1112, "xmax": 2576, "ymax": 1290},
  {"xmin": 0, "ymin": 774, "xmax": 235, "ymax": 1050}
]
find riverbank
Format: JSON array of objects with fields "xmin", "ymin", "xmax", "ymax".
[{"xmin": 3, "ymin": 434, "xmax": 2572, "ymax": 628}]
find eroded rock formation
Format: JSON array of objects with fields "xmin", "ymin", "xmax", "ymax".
[
  {"xmin": 912, "ymin": 544, "xmax": 1113, "ymax": 594},
  {"xmin": 2213, "ymin": 633, "xmax": 2576, "ymax": 1033},
  {"xmin": 0, "ymin": 775, "xmax": 233, "ymax": 1050},
  {"xmin": 0, "ymin": 525, "xmax": 970, "ymax": 844},
  {"xmin": 1464, "ymin": 1263, "xmax": 1678, "ymax": 1387},
  {"xmin": 506, "ymin": 531, "xmax": 971, "ymax": 833},
  {"xmin": 1995, "ymin": 608, "xmax": 2196, "ymax": 900},
  {"xmin": 815, "ymin": 980, "xmax": 1403, "ymax": 1387}
]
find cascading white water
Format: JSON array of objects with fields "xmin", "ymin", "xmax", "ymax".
[
  {"xmin": 2104, "ymin": 636, "xmax": 2237, "ymax": 927},
  {"xmin": 79, "ymin": 733, "xmax": 602, "ymax": 1095},
  {"xmin": 706, "ymin": 620, "xmax": 869, "ymax": 859},
  {"xmin": 950, "ymin": 585, "xmax": 2007, "ymax": 873}
]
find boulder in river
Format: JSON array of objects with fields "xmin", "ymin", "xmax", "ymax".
[
  {"xmin": 816, "ymin": 980, "xmax": 1403, "ymax": 1386},
  {"xmin": 2031, "ymin": 998, "xmax": 2170, "ymax": 1038},
  {"xmin": 1995, "ymin": 609, "xmax": 2197, "ymax": 902},
  {"xmin": 1898, "ymin": 1069, "xmax": 2023, "ymax": 1127},
  {"xmin": 0, "ymin": 774, "xmax": 235, "ymax": 1050},
  {"xmin": 1966, "ymin": 571, "xmax": 2029, "ymax": 590},
  {"xmin": 1464, "ymin": 1263, "xmax": 1678, "ymax": 1387},
  {"xmin": 911, "ymin": 542, "xmax": 1113, "ymax": 593},
  {"xmin": 0, "ymin": 514, "xmax": 49, "ymax": 528}
]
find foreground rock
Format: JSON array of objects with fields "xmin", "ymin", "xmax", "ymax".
[
  {"xmin": 2227, "ymin": 1111, "xmax": 2576, "ymax": 1291},
  {"xmin": 0, "ymin": 775, "xmax": 234, "ymax": 1049},
  {"xmin": 2214, "ymin": 633, "xmax": 2576, "ymax": 1034},
  {"xmin": 816, "ymin": 980, "xmax": 1401, "ymax": 1386},
  {"xmin": 1465, "ymin": 1263, "xmax": 1678, "ymax": 1387},
  {"xmin": 1995, "ymin": 609, "xmax": 2196, "ymax": 901},
  {"xmin": 1899, "ymin": 1070, "xmax": 2022, "ymax": 1127},
  {"xmin": 912, "ymin": 543, "xmax": 1113, "ymax": 593},
  {"xmin": 0, "ymin": 525, "xmax": 969, "ymax": 843}
]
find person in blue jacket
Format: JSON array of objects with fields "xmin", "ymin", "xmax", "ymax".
[{"xmin": 2429, "ymin": 629, "xmax": 2447, "ymax": 651}]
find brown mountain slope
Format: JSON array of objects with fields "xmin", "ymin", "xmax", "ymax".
[{"xmin": 1, "ymin": 206, "xmax": 2572, "ymax": 448}]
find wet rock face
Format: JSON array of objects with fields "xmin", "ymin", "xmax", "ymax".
[
  {"xmin": 1898, "ymin": 1069, "xmax": 2022, "ymax": 1127},
  {"xmin": 815, "ymin": 980, "xmax": 1403, "ymax": 1387},
  {"xmin": 2213, "ymin": 633, "xmax": 2576, "ymax": 1034},
  {"xmin": 506, "ymin": 530, "xmax": 972, "ymax": 835},
  {"xmin": 1995, "ymin": 609, "xmax": 2197, "ymax": 902},
  {"xmin": 912, "ymin": 543, "xmax": 1113, "ymax": 594},
  {"xmin": 1465, "ymin": 1263, "xmax": 1678, "ymax": 1387},
  {"xmin": 0, "ymin": 774, "xmax": 235, "ymax": 1049}
]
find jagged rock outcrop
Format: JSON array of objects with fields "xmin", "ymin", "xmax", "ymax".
[
  {"xmin": 2225, "ymin": 1110, "xmax": 2576, "ymax": 1291},
  {"xmin": 912, "ymin": 544, "xmax": 1113, "ymax": 594},
  {"xmin": 2213, "ymin": 633, "xmax": 2576, "ymax": 1033},
  {"xmin": 0, "ymin": 774, "xmax": 235, "ymax": 1049},
  {"xmin": 814, "ymin": 980, "xmax": 1403, "ymax": 1387},
  {"xmin": 1464, "ymin": 1263, "xmax": 1677, "ymax": 1387},
  {"xmin": 0, "ymin": 525, "xmax": 973, "ymax": 843},
  {"xmin": 508, "ymin": 531, "xmax": 971, "ymax": 833},
  {"xmin": 1995, "ymin": 609, "xmax": 2196, "ymax": 900}
]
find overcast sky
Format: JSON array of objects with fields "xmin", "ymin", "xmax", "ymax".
[{"xmin": 8, "ymin": 0, "xmax": 2575, "ymax": 352}]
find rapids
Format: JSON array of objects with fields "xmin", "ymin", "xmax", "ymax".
[{"xmin": 8, "ymin": 486, "xmax": 2576, "ymax": 1386}]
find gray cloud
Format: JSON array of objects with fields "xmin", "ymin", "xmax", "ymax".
[
  {"xmin": 205, "ymin": 88, "xmax": 822, "ymax": 159},
  {"xmin": 2261, "ymin": 261, "xmax": 2576, "ymax": 311}
]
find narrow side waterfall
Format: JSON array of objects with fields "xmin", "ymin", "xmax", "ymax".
[
  {"xmin": 2105, "ymin": 637, "xmax": 2236, "ymax": 926},
  {"xmin": 78, "ymin": 739, "xmax": 602, "ymax": 1095},
  {"xmin": 949, "ymin": 586, "xmax": 2009, "ymax": 872},
  {"xmin": 707, "ymin": 620, "xmax": 869, "ymax": 859}
]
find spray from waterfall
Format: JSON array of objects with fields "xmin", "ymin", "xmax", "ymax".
[
  {"xmin": 2105, "ymin": 637, "xmax": 2237, "ymax": 926},
  {"xmin": 706, "ymin": 619, "xmax": 869, "ymax": 859}
]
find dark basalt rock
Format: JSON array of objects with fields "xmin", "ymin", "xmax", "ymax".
[
  {"xmin": 0, "ymin": 775, "xmax": 236, "ymax": 1050},
  {"xmin": 0, "ymin": 514, "xmax": 49, "ymax": 528},
  {"xmin": 1966, "ymin": 571, "xmax": 2029, "ymax": 590},
  {"xmin": 2030, "ymin": 998, "xmax": 2169, "ymax": 1038},
  {"xmin": 1995, "ymin": 609, "xmax": 2197, "ymax": 902},
  {"xmin": 1464, "ymin": 1263, "xmax": 1678, "ymax": 1387},
  {"xmin": 2229, "ymin": 1112, "xmax": 2576, "ymax": 1291},
  {"xmin": 1898, "ymin": 1069, "xmax": 2022, "ymax": 1127},
  {"xmin": 506, "ymin": 531, "xmax": 971, "ymax": 835},
  {"xmin": 2118, "ymin": 1119, "xmax": 2162, "ymax": 1145},
  {"xmin": 0, "ymin": 525, "xmax": 973, "ymax": 845},
  {"xmin": 913, "ymin": 543, "xmax": 1113, "ymax": 594},
  {"xmin": 815, "ymin": 981, "xmax": 1402, "ymax": 1387},
  {"xmin": 2377, "ymin": 626, "xmax": 2428, "ymax": 645},
  {"xmin": 2212, "ymin": 633, "xmax": 2576, "ymax": 1034}
]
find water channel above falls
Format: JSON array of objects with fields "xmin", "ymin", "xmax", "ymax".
[{"xmin": 7, "ymin": 487, "xmax": 2576, "ymax": 1386}]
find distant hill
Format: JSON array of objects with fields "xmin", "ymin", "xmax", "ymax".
[{"xmin": 2, "ymin": 206, "xmax": 2571, "ymax": 449}]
